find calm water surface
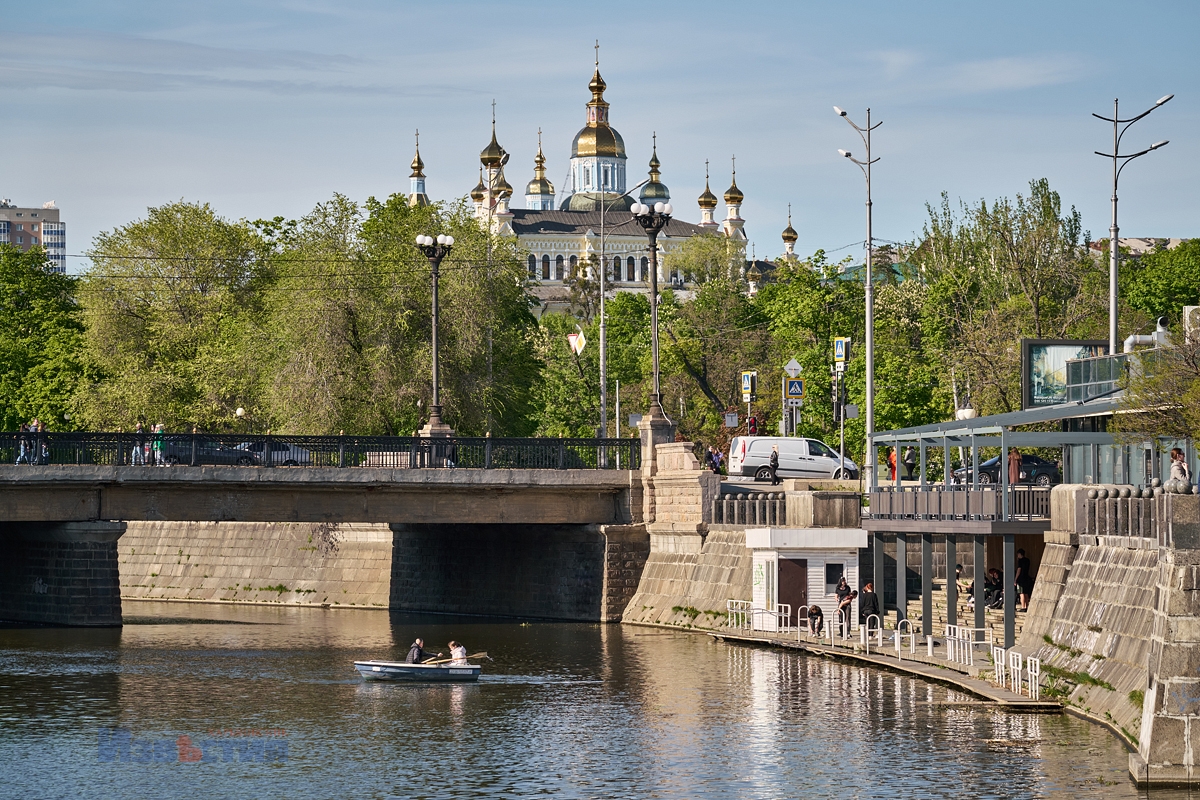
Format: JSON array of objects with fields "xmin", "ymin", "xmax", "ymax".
[{"xmin": 0, "ymin": 601, "xmax": 1190, "ymax": 799}]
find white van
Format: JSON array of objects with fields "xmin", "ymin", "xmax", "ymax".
[{"xmin": 728, "ymin": 436, "xmax": 858, "ymax": 481}]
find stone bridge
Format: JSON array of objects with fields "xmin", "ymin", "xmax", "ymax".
[{"xmin": 0, "ymin": 464, "xmax": 644, "ymax": 628}]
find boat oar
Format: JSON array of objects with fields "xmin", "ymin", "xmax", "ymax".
[{"xmin": 422, "ymin": 651, "xmax": 490, "ymax": 665}]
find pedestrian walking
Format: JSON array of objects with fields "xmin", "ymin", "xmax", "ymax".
[
  {"xmin": 769, "ymin": 445, "xmax": 780, "ymax": 485},
  {"xmin": 903, "ymin": 446, "xmax": 917, "ymax": 480},
  {"xmin": 887, "ymin": 447, "xmax": 897, "ymax": 482},
  {"xmin": 859, "ymin": 582, "xmax": 881, "ymax": 625},
  {"xmin": 15, "ymin": 422, "xmax": 30, "ymax": 465}
]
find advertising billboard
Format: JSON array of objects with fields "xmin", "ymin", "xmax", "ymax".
[{"xmin": 1021, "ymin": 339, "xmax": 1108, "ymax": 409}]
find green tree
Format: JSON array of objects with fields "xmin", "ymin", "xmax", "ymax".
[
  {"xmin": 261, "ymin": 194, "xmax": 540, "ymax": 435},
  {"xmin": 1120, "ymin": 239, "xmax": 1200, "ymax": 324},
  {"xmin": 0, "ymin": 245, "xmax": 85, "ymax": 430},
  {"xmin": 78, "ymin": 201, "xmax": 269, "ymax": 430}
]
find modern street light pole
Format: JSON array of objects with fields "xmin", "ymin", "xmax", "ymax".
[
  {"xmin": 835, "ymin": 106, "xmax": 881, "ymax": 481},
  {"xmin": 1092, "ymin": 95, "xmax": 1172, "ymax": 354},
  {"xmin": 598, "ymin": 178, "xmax": 650, "ymax": 437},
  {"xmin": 630, "ymin": 200, "xmax": 673, "ymax": 415},
  {"xmin": 415, "ymin": 233, "xmax": 455, "ymax": 433}
]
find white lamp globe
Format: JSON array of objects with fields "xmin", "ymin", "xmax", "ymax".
[
  {"xmin": 236, "ymin": 407, "xmax": 245, "ymax": 417},
  {"xmin": 654, "ymin": 202, "xmax": 665, "ymax": 214},
  {"xmin": 436, "ymin": 234, "xmax": 446, "ymax": 245},
  {"xmin": 663, "ymin": 203, "xmax": 673, "ymax": 215},
  {"xmin": 445, "ymin": 235, "xmax": 455, "ymax": 246}
]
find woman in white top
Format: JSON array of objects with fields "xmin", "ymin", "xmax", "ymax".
[{"xmin": 448, "ymin": 641, "xmax": 467, "ymax": 665}]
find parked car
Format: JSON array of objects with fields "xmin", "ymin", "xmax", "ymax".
[
  {"xmin": 728, "ymin": 436, "xmax": 858, "ymax": 481},
  {"xmin": 952, "ymin": 454, "xmax": 1061, "ymax": 487},
  {"xmin": 157, "ymin": 436, "xmax": 260, "ymax": 466},
  {"xmin": 235, "ymin": 440, "xmax": 312, "ymax": 466}
]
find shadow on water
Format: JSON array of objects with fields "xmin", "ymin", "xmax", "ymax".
[{"xmin": 0, "ymin": 602, "xmax": 1193, "ymax": 799}]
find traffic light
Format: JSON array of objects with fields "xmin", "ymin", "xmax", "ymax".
[{"xmin": 748, "ymin": 416, "xmax": 758, "ymax": 436}]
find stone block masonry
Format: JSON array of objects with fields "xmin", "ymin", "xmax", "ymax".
[
  {"xmin": 120, "ymin": 521, "xmax": 393, "ymax": 608},
  {"xmin": 0, "ymin": 521, "xmax": 126, "ymax": 626},
  {"xmin": 389, "ymin": 524, "xmax": 608, "ymax": 620}
]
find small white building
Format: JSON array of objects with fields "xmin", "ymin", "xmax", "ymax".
[{"xmin": 746, "ymin": 526, "xmax": 866, "ymax": 632}]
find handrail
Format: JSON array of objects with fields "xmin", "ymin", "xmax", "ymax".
[
  {"xmin": 866, "ymin": 484, "xmax": 1052, "ymax": 522},
  {"xmin": 0, "ymin": 432, "xmax": 641, "ymax": 471},
  {"xmin": 895, "ymin": 619, "xmax": 917, "ymax": 660},
  {"xmin": 862, "ymin": 614, "xmax": 883, "ymax": 654}
]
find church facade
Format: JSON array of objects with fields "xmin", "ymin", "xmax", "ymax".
[{"xmin": 409, "ymin": 62, "xmax": 787, "ymax": 313}]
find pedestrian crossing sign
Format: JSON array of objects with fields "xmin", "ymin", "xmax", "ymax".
[
  {"xmin": 741, "ymin": 370, "xmax": 757, "ymax": 402},
  {"xmin": 785, "ymin": 378, "xmax": 806, "ymax": 400},
  {"xmin": 833, "ymin": 337, "xmax": 851, "ymax": 363}
]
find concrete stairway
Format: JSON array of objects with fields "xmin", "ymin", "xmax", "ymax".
[{"xmin": 901, "ymin": 583, "xmax": 1028, "ymax": 641}]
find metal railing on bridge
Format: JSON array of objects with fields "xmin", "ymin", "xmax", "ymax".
[
  {"xmin": 2, "ymin": 432, "xmax": 641, "ymax": 471},
  {"xmin": 867, "ymin": 485, "xmax": 1051, "ymax": 522}
]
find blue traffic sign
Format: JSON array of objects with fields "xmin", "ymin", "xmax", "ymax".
[{"xmin": 785, "ymin": 378, "xmax": 806, "ymax": 399}]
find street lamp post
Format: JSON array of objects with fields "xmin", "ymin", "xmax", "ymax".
[
  {"xmin": 630, "ymin": 201, "xmax": 673, "ymax": 415},
  {"xmin": 415, "ymin": 233, "xmax": 455, "ymax": 434},
  {"xmin": 1093, "ymin": 95, "xmax": 1172, "ymax": 354},
  {"xmin": 835, "ymin": 106, "xmax": 881, "ymax": 482}
]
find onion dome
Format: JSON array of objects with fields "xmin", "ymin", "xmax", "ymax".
[
  {"xmin": 697, "ymin": 160, "xmax": 718, "ymax": 210},
  {"xmin": 570, "ymin": 68, "xmax": 626, "ymax": 159},
  {"xmin": 724, "ymin": 156, "xmax": 744, "ymax": 206},
  {"xmin": 480, "ymin": 115, "xmax": 506, "ymax": 168},
  {"xmin": 639, "ymin": 134, "xmax": 670, "ymax": 203},
  {"xmin": 782, "ymin": 205, "xmax": 798, "ymax": 244},
  {"xmin": 525, "ymin": 132, "xmax": 555, "ymax": 198},
  {"xmin": 470, "ymin": 166, "xmax": 486, "ymax": 203},
  {"xmin": 495, "ymin": 166, "xmax": 513, "ymax": 199},
  {"xmin": 410, "ymin": 135, "xmax": 425, "ymax": 178}
]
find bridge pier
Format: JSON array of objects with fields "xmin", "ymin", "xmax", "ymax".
[{"xmin": 0, "ymin": 521, "xmax": 126, "ymax": 626}]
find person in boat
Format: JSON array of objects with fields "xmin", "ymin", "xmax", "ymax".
[
  {"xmin": 405, "ymin": 638, "xmax": 440, "ymax": 664},
  {"xmin": 448, "ymin": 641, "xmax": 467, "ymax": 665}
]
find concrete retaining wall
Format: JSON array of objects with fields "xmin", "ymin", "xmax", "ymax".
[
  {"xmin": 120, "ymin": 521, "xmax": 393, "ymax": 608},
  {"xmin": 0, "ymin": 522, "xmax": 125, "ymax": 626}
]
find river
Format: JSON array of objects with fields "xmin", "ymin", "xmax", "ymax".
[{"xmin": 0, "ymin": 602, "xmax": 1186, "ymax": 799}]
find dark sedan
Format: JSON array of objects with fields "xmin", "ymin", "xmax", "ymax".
[
  {"xmin": 157, "ymin": 436, "xmax": 260, "ymax": 466},
  {"xmin": 953, "ymin": 454, "xmax": 1061, "ymax": 487}
]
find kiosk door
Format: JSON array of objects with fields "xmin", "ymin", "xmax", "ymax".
[{"xmin": 778, "ymin": 558, "xmax": 808, "ymax": 627}]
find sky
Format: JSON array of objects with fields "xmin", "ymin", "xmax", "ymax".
[{"xmin": 2, "ymin": 0, "xmax": 1197, "ymax": 272}]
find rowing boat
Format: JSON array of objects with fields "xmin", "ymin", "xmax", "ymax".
[{"xmin": 354, "ymin": 660, "xmax": 482, "ymax": 682}]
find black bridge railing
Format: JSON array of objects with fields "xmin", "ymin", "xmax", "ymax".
[{"xmin": 1, "ymin": 432, "xmax": 641, "ymax": 471}]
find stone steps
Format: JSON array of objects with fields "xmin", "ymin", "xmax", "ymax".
[{"xmin": 900, "ymin": 589, "xmax": 1027, "ymax": 640}]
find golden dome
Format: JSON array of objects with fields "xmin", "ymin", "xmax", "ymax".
[
  {"xmin": 724, "ymin": 157, "xmax": 744, "ymax": 206},
  {"xmin": 410, "ymin": 130, "xmax": 425, "ymax": 178},
  {"xmin": 525, "ymin": 134, "xmax": 555, "ymax": 197},
  {"xmin": 570, "ymin": 67, "xmax": 626, "ymax": 159},
  {"xmin": 697, "ymin": 160, "xmax": 718, "ymax": 210},
  {"xmin": 480, "ymin": 118, "xmax": 506, "ymax": 168},
  {"xmin": 470, "ymin": 166, "xmax": 486, "ymax": 203},
  {"xmin": 782, "ymin": 206, "xmax": 798, "ymax": 243},
  {"xmin": 495, "ymin": 167, "xmax": 513, "ymax": 199}
]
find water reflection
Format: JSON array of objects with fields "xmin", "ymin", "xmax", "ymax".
[{"xmin": 0, "ymin": 601, "xmax": 1189, "ymax": 799}]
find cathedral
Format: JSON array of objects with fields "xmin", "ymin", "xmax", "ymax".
[{"xmin": 408, "ymin": 59, "xmax": 788, "ymax": 312}]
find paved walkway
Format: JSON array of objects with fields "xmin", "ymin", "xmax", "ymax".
[{"xmin": 710, "ymin": 629, "xmax": 1060, "ymax": 711}]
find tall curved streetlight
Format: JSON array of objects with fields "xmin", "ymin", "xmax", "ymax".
[
  {"xmin": 835, "ymin": 105, "xmax": 882, "ymax": 482},
  {"xmin": 630, "ymin": 200, "xmax": 673, "ymax": 416},
  {"xmin": 415, "ymin": 233, "xmax": 454, "ymax": 433},
  {"xmin": 1093, "ymin": 94, "xmax": 1172, "ymax": 354},
  {"xmin": 598, "ymin": 177, "xmax": 649, "ymax": 437}
]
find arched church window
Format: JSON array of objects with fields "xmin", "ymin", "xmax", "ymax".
[
  {"xmin": 556, "ymin": 255, "xmax": 565, "ymax": 281},
  {"xmin": 640, "ymin": 257, "xmax": 648, "ymax": 282},
  {"xmin": 528, "ymin": 255, "xmax": 536, "ymax": 276},
  {"xmin": 626, "ymin": 256, "xmax": 635, "ymax": 282},
  {"xmin": 583, "ymin": 166, "xmax": 591, "ymax": 190},
  {"xmin": 569, "ymin": 255, "xmax": 578, "ymax": 272},
  {"xmin": 542, "ymin": 255, "xmax": 551, "ymax": 280}
]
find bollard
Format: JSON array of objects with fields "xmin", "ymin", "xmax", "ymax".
[{"xmin": 927, "ymin": 635, "xmax": 934, "ymax": 657}]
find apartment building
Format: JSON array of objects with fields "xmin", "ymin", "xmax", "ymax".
[{"xmin": 0, "ymin": 199, "xmax": 66, "ymax": 273}]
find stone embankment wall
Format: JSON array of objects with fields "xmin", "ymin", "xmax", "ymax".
[
  {"xmin": 622, "ymin": 526, "xmax": 752, "ymax": 628},
  {"xmin": 120, "ymin": 521, "xmax": 393, "ymax": 608},
  {"xmin": 0, "ymin": 521, "xmax": 125, "ymax": 626},
  {"xmin": 1014, "ymin": 486, "xmax": 1200, "ymax": 786}
]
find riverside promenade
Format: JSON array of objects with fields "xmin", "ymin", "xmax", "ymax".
[{"xmin": 709, "ymin": 628, "xmax": 1060, "ymax": 711}]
